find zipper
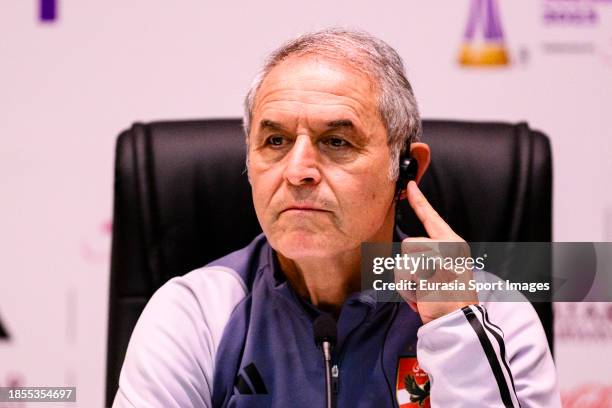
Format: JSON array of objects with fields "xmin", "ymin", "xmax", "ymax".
[
  {"xmin": 331, "ymin": 364, "xmax": 339, "ymax": 408},
  {"xmin": 330, "ymin": 304, "xmax": 376, "ymax": 407}
]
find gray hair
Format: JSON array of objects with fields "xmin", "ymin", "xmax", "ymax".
[{"xmin": 243, "ymin": 27, "xmax": 422, "ymax": 180}]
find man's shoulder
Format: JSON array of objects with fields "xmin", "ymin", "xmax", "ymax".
[
  {"xmin": 132, "ymin": 233, "xmax": 270, "ymax": 355},
  {"xmin": 165, "ymin": 264, "xmax": 249, "ymax": 310},
  {"xmin": 114, "ymin": 235, "xmax": 272, "ymax": 407},
  {"xmin": 136, "ymin": 263, "xmax": 250, "ymax": 354}
]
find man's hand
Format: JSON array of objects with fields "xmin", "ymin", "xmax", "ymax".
[{"xmin": 395, "ymin": 181, "xmax": 478, "ymax": 324}]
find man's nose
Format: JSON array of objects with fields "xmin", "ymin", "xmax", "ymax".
[{"xmin": 283, "ymin": 135, "xmax": 321, "ymax": 186}]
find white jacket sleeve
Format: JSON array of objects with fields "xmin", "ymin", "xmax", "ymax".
[
  {"xmin": 112, "ymin": 266, "xmax": 247, "ymax": 408},
  {"xmin": 417, "ymin": 302, "xmax": 561, "ymax": 407}
]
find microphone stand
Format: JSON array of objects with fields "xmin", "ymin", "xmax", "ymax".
[{"xmin": 322, "ymin": 341, "xmax": 333, "ymax": 408}]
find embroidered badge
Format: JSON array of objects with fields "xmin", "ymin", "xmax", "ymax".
[{"xmin": 396, "ymin": 356, "xmax": 431, "ymax": 408}]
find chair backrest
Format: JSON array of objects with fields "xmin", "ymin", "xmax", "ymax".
[{"xmin": 105, "ymin": 119, "xmax": 553, "ymax": 406}]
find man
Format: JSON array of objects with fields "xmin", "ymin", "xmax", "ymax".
[{"xmin": 113, "ymin": 28, "xmax": 560, "ymax": 407}]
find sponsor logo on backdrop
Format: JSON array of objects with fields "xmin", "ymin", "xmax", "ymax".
[
  {"xmin": 459, "ymin": 0, "xmax": 510, "ymax": 66},
  {"xmin": 555, "ymin": 303, "xmax": 612, "ymax": 340},
  {"xmin": 39, "ymin": 0, "xmax": 57, "ymax": 22},
  {"xmin": 540, "ymin": 0, "xmax": 612, "ymax": 63},
  {"xmin": 543, "ymin": 0, "xmax": 608, "ymax": 25}
]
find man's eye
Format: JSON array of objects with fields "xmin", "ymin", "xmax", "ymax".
[
  {"xmin": 266, "ymin": 135, "xmax": 285, "ymax": 146},
  {"xmin": 325, "ymin": 137, "xmax": 349, "ymax": 148}
]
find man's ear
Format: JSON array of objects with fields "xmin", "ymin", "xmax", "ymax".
[
  {"xmin": 397, "ymin": 142, "xmax": 430, "ymax": 201},
  {"xmin": 409, "ymin": 142, "xmax": 430, "ymax": 184}
]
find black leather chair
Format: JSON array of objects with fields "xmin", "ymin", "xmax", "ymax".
[{"xmin": 105, "ymin": 119, "xmax": 553, "ymax": 406}]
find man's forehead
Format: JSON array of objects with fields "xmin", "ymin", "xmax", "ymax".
[
  {"xmin": 256, "ymin": 56, "xmax": 377, "ymax": 104},
  {"xmin": 252, "ymin": 56, "xmax": 380, "ymax": 129},
  {"xmin": 254, "ymin": 100, "xmax": 368, "ymax": 134},
  {"xmin": 258, "ymin": 118, "xmax": 356, "ymax": 132}
]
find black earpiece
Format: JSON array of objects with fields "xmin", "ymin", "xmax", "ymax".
[{"xmin": 395, "ymin": 154, "xmax": 418, "ymax": 200}]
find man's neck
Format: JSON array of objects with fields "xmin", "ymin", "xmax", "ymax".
[
  {"xmin": 277, "ymin": 250, "xmax": 362, "ymax": 318},
  {"xmin": 276, "ymin": 214, "xmax": 396, "ymax": 317}
]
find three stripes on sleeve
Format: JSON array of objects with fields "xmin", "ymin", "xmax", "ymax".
[{"xmin": 462, "ymin": 305, "xmax": 520, "ymax": 408}]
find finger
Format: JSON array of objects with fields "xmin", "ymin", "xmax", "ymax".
[
  {"xmin": 406, "ymin": 181, "xmax": 455, "ymax": 239},
  {"xmin": 401, "ymin": 238, "xmax": 438, "ymax": 255}
]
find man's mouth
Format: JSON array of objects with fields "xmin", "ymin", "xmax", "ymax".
[{"xmin": 281, "ymin": 205, "xmax": 330, "ymax": 213}]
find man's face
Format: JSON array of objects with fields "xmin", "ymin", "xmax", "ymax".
[{"xmin": 247, "ymin": 56, "xmax": 396, "ymax": 260}]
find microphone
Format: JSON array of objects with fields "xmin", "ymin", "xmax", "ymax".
[{"xmin": 313, "ymin": 314, "xmax": 337, "ymax": 408}]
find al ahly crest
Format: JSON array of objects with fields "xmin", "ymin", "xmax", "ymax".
[{"xmin": 396, "ymin": 356, "xmax": 431, "ymax": 408}]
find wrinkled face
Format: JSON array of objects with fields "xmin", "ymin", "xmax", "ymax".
[{"xmin": 247, "ymin": 56, "xmax": 396, "ymax": 260}]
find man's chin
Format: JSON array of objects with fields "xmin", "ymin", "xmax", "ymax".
[{"xmin": 272, "ymin": 231, "xmax": 341, "ymax": 260}]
